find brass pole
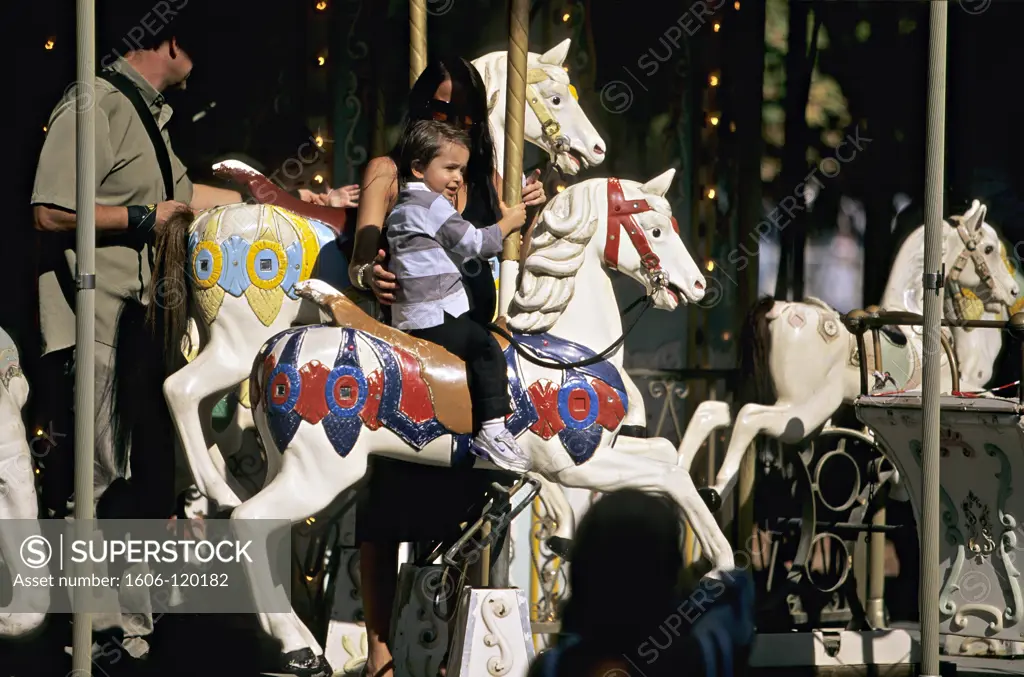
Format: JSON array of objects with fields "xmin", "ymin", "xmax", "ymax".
[
  {"xmin": 498, "ymin": 0, "xmax": 529, "ymax": 317},
  {"xmin": 409, "ymin": 0, "xmax": 427, "ymax": 87}
]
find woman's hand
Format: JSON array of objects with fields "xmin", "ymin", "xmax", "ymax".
[
  {"xmin": 369, "ymin": 249, "xmax": 398, "ymax": 305},
  {"xmin": 522, "ymin": 169, "xmax": 546, "ymax": 207},
  {"xmin": 326, "ymin": 184, "xmax": 361, "ymax": 208}
]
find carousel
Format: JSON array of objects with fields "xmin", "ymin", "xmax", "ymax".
[{"xmin": 3, "ymin": 1, "xmax": 1023, "ymax": 677}]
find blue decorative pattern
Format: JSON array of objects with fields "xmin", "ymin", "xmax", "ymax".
[
  {"xmin": 325, "ymin": 366, "xmax": 368, "ymax": 417},
  {"xmin": 219, "ymin": 235, "xmax": 252, "ymax": 297},
  {"xmin": 504, "ymin": 345, "xmax": 538, "ymax": 437},
  {"xmin": 283, "ymin": 241, "xmax": 304, "ymax": 299},
  {"xmin": 557, "ymin": 373, "xmax": 599, "ymax": 430},
  {"xmin": 264, "ymin": 331, "xmax": 305, "ymax": 452},
  {"xmin": 555, "ymin": 370, "xmax": 605, "ymax": 464},
  {"xmin": 513, "ymin": 332, "xmax": 627, "ymax": 404},
  {"xmin": 360, "ymin": 332, "xmax": 447, "ymax": 449},
  {"xmin": 322, "ymin": 328, "xmax": 365, "ymax": 458}
]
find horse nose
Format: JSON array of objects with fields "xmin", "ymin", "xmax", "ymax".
[
  {"xmin": 593, "ymin": 144, "xmax": 605, "ymax": 156},
  {"xmin": 694, "ymin": 279, "xmax": 704, "ymax": 291},
  {"xmin": 1013, "ymin": 285, "xmax": 1020, "ymax": 298}
]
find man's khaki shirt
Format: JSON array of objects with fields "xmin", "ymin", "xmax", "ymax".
[{"xmin": 32, "ymin": 57, "xmax": 193, "ymax": 355}]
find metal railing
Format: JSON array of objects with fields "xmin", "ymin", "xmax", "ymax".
[{"xmin": 842, "ymin": 307, "xmax": 1024, "ymax": 402}]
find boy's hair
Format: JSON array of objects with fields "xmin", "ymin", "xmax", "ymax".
[{"xmin": 397, "ymin": 120, "xmax": 471, "ymax": 184}]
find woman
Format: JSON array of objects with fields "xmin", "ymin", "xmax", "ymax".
[
  {"xmin": 527, "ymin": 490, "xmax": 755, "ymax": 677},
  {"xmin": 329, "ymin": 56, "xmax": 546, "ymax": 677}
]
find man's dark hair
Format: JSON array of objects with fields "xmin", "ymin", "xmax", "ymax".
[
  {"xmin": 396, "ymin": 120, "xmax": 471, "ymax": 184},
  {"xmin": 98, "ymin": 0, "xmax": 203, "ymax": 69}
]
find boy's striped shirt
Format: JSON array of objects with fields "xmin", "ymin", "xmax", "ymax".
[{"xmin": 386, "ymin": 181, "xmax": 503, "ymax": 330}]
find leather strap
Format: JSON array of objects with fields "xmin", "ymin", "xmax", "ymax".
[
  {"xmin": 98, "ymin": 69, "xmax": 176, "ymax": 201},
  {"xmin": 526, "ymin": 68, "xmax": 569, "ymax": 154},
  {"xmin": 604, "ymin": 178, "xmax": 661, "ymax": 276}
]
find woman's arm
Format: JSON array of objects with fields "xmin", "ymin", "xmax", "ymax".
[
  {"xmin": 350, "ymin": 156, "xmax": 399, "ymax": 301},
  {"xmin": 190, "ymin": 184, "xmax": 243, "ymax": 210}
]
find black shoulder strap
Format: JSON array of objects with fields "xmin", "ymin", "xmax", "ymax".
[{"xmin": 97, "ymin": 69, "xmax": 175, "ymax": 201}]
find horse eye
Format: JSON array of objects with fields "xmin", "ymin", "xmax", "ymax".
[
  {"xmin": 652, "ymin": 228, "xmax": 662, "ymax": 238},
  {"xmin": 551, "ymin": 96, "xmax": 561, "ymax": 105},
  {"xmin": 985, "ymin": 245, "xmax": 994, "ymax": 255}
]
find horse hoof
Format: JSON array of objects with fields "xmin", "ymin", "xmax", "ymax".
[
  {"xmin": 546, "ymin": 536, "xmax": 573, "ymax": 561},
  {"xmin": 282, "ymin": 648, "xmax": 332, "ymax": 677},
  {"xmin": 699, "ymin": 487, "xmax": 722, "ymax": 513}
]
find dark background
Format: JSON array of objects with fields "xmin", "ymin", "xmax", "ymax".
[{"xmin": 8, "ymin": 0, "xmax": 1024, "ymax": 367}]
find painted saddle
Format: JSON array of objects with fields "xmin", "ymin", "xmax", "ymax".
[{"xmin": 283, "ymin": 286, "xmax": 629, "ymax": 466}]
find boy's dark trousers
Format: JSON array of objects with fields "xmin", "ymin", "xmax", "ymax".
[{"xmin": 408, "ymin": 311, "xmax": 511, "ymax": 427}]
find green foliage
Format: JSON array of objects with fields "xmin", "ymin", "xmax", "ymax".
[{"xmin": 762, "ymin": 0, "xmax": 851, "ymax": 180}]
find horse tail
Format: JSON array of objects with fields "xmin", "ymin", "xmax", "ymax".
[
  {"xmin": 738, "ymin": 295, "xmax": 777, "ymax": 408},
  {"xmin": 147, "ymin": 208, "xmax": 196, "ymax": 372},
  {"xmin": 107, "ymin": 296, "xmax": 176, "ymax": 518},
  {"xmin": 104, "ymin": 208, "xmax": 195, "ymax": 519}
]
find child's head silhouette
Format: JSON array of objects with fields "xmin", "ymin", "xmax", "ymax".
[{"xmin": 563, "ymin": 489, "xmax": 684, "ymax": 642}]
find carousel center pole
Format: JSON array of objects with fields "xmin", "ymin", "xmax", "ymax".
[
  {"xmin": 72, "ymin": 0, "xmax": 97, "ymax": 673},
  {"xmin": 920, "ymin": 3, "xmax": 948, "ymax": 676},
  {"xmin": 498, "ymin": 0, "xmax": 529, "ymax": 318},
  {"xmin": 410, "ymin": 0, "xmax": 427, "ymax": 87}
]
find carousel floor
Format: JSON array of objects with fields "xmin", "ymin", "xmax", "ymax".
[
  {"xmin": 2, "ymin": 615, "xmax": 1022, "ymax": 676},
  {"xmin": 0, "ymin": 613, "xmax": 274, "ymax": 676}
]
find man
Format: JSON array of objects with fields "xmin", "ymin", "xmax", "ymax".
[{"xmin": 30, "ymin": 8, "xmax": 243, "ymax": 665}]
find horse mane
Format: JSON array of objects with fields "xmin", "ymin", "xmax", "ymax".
[{"xmin": 507, "ymin": 179, "xmax": 602, "ymax": 333}]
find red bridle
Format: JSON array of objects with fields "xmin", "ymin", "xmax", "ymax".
[{"xmin": 604, "ymin": 178, "xmax": 677, "ymax": 288}]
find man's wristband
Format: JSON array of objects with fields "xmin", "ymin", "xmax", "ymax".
[{"xmin": 126, "ymin": 205, "xmax": 157, "ymax": 234}]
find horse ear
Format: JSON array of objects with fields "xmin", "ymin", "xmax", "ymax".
[
  {"xmin": 974, "ymin": 203, "xmax": 988, "ymax": 232},
  {"xmin": 639, "ymin": 169, "xmax": 676, "ymax": 198},
  {"xmin": 964, "ymin": 199, "xmax": 986, "ymax": 232},
  {"xmin": 538, "ymin": 39, "xmax": 571, "ymax": 67}
]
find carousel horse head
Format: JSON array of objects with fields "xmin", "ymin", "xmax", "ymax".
[
  {"xmin": 472, "ymin": 39, "xmax": 606, "ymax": 175},
  {"xmin": 509, "ymin": 169, "xmax": 704, "ymax": 333},
  {"xmin": 944, "ymin": 200, "xmax": 1019, "ymax": 317}
]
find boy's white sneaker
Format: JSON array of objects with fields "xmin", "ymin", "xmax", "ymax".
[{"xmin": 472, "ymin": 427, "xmax": 530, "ymax": 474}]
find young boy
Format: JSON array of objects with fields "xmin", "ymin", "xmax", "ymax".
[{"xmin": 386, "ymin": 119, "xmax": 530, "ymax": 473}]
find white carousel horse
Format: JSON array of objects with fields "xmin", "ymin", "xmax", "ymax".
[
  {"xmin": 229, "ymin": 172, "xmax": 733, "ymax": 673},
  {"xmin": 0, "ymin": 328, "xmax": 48, "ymax": 636},
  {"xmin": 156, "ymin": 40, "xmax": 609, "ymax": 515},
  {"xmin": 948, "ymin": 240, "xmax": 1024, "ymax": 392},
  {"xmin": 699, "ymin": 199, "xmax": 1019, "ymax": 509},
  {"xmin": 472, "ymin": 38, "xmax": 606, "ymax": 175}
]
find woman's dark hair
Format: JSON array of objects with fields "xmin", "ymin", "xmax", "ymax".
[
  {"xmin": 389, "ymin": 58, "xmax": 499, "ymax": 220},
  {"xmin": 396, "ymin": 120, "xmax": 470, "ymax": 183},
  {"xmin": 560, "ymin": 489, "xmax": 685, "ymax": 645}
]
